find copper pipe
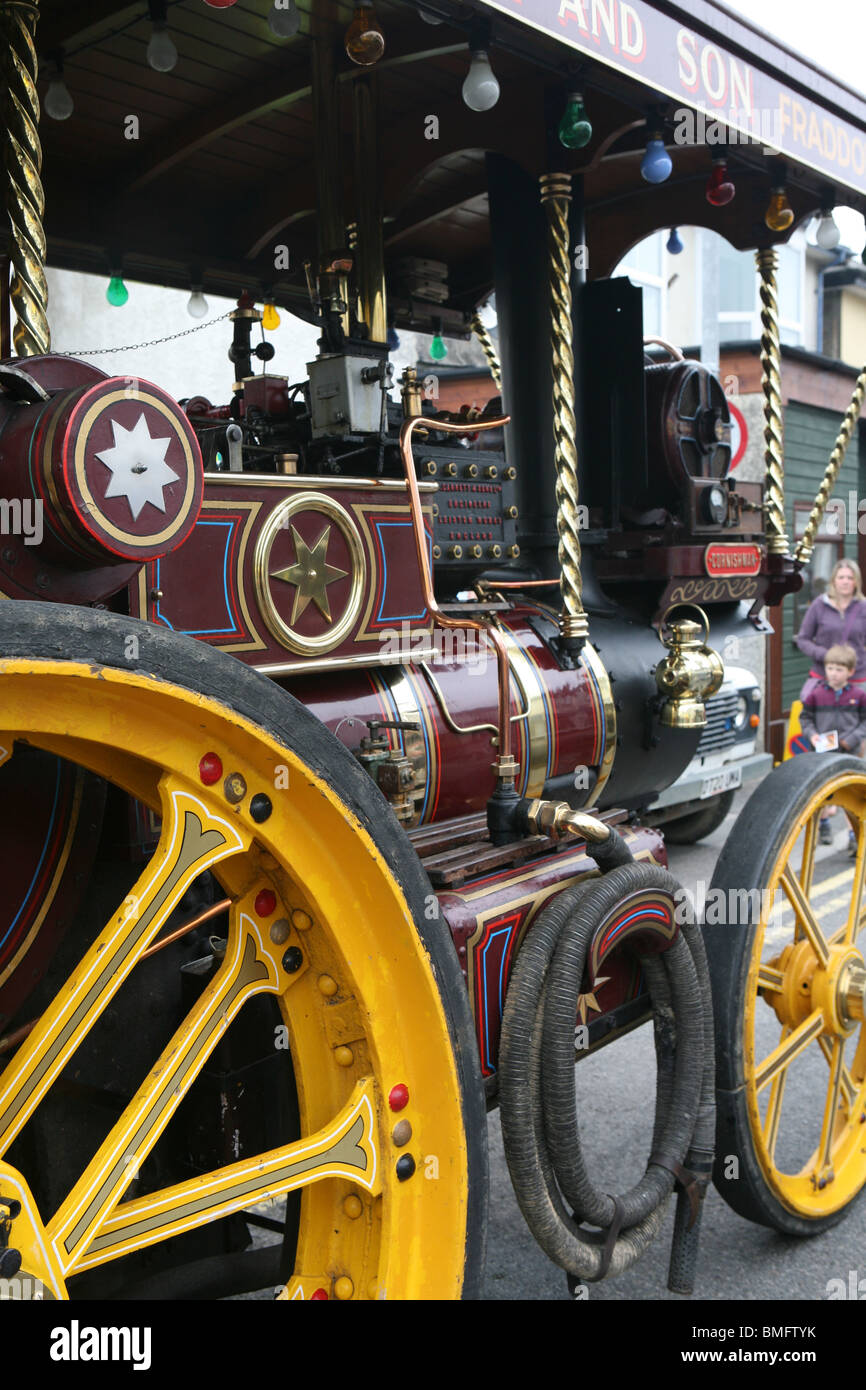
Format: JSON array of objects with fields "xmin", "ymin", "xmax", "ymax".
[
  {"xmin": 0, "ymin": 897, "xmax": 231, "ymax": 1058},
  {"xmin": 477, "ymin": 578, "xmax": 560, "ymax": 590},
  {"xmin": 399, "ymin": 414, "xmax": 515, "ymax": 762}
]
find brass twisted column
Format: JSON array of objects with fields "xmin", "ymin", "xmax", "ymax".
[
  {"xmin": 756, "ymin": 248, "xmax": 787, "ymax": 556},
  {"xmin": 0, "ymin": 0, "xmax": 49, "ymax": 357},
  {"xmin": 794, "ymin": 364, "xmax": 866, "ymax": 565},
  {"xmin": 539, "ymin": 172, "xmax": 588, "ymax": 646},
  {"xmin": 470, "ymin": 311, "xmax": 502, "ymax": 393}
]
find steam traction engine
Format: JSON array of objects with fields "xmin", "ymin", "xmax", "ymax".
[{"xmin": 1, "ymin": 0, "xmax": 866, "ymax": 1303}]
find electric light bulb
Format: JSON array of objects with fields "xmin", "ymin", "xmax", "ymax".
[
  {"xmin": 705, "ymin": 158, "xmax": 735, "ymax": 207},
  {"xmin": 106, "ymin": 275, "xmax": 129, "ymax": 307},
  {"xmin": 418, "ymin": 6, "xmax": 443, "ymax": 23},
  {"xmin": 187, "ymin": 289, "xmax": 208, "ymax": 319},
  {"xmin": 262, "ymin": 301, "xmax": 281, "ymax": 330},
  {"xmin": 44, "ymin": 77, "xmax": 74, "ymax": 121},
  {"xmin": 666, "ymin": 227, "xmax": 684, "ymax": 255},
  {"xmin": 477, "ymin": 299, "xmax": 497, "ymax": 329},
  {"xmin": 203, "ymin": 1, "xmax": 239, "ymax": 8},
  {"xmin": 558, "ymin": 93, "xmax": 592, "ymax": 150},
  {"xmin": 765, "ymin": 186, "xmax": 794, "ymax": 232},
  {"xmin": 387, "ymin": 324, "xmax": 400, "ymax": 352},
  {"xmin": 430, "ymin": 333, "xmax": 448, "ymax": 361},
  {"xmin": 268, "ymin": 0, "xmax": 301, "ymax": 37},
  {"xmin": 462, "ymin": 50, "xmax": 499, "ymax": 113},
  {"xmin": 345, "ymin": 2, "xmax": 385, "ymax": 66},
  {"xmin": 148, "ymin": 22, "xmax": 178, "ymax": 72},
  {"xmin": 640, "ymin": 133, "xmax": 672, "ymax": 184},
  {"xmin": 816, "ymin": 210, "xmax": 840, "ymax": 250}
]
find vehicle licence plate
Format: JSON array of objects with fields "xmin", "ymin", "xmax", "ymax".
[{"xmin": 700, "ymin": 766, "xmax": 742, "ymax": 799}]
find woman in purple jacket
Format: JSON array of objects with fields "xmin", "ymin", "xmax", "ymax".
[{"xmin": 795, "ymin": 559, "xmax": 866, "ymax": 698}]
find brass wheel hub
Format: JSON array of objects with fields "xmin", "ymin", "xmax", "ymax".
[{"xmin": 770, "ymin": 942, "xmax": 865, "ymax": 1039}]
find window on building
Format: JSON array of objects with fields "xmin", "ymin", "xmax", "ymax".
[
  {"xmin": 792, "ymin": 501, "xmax": 844, "ymax": 632},
  {"xmin": 614, "ymin": 232, "xmax": 665, "ymax": 337},
  {"xmin": 718, "ymin": 235, "xmax": 804, "ymax": 346}
]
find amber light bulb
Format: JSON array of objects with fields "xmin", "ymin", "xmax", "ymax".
[
  {"xmin": 345, "ymin": 1, "xmax": 385, "ymax": 66},
  {"xmin": 765, "ymin": 185, "xmax": 794, "ymax": 231}
]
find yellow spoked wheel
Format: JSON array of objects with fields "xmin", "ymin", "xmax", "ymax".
[
  {"xmin": 706, "ymin": 754, "xmax": 866, "ymax": 1235},
  {"xmin": 0, "ymin": 602, "xmax": 486, "ymax": 1300}
]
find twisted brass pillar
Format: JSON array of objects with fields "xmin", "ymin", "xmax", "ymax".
[
  {"xmin": 794, "ymin": 364, "xmax": 866, "ymax": 565},
  {"xmin": 539, "ymin": 172, "xmax": 588, "ymax": 645},
  {"xmin": 756, "ymin": 248, "xmax": 788, "ymax": 556},
  {"xmin": 0, "ymin": 0, "xmax": 49, "ymax": 357},
  {"xmin": 470, "ymin": 311, "xmax": 502, "ymax": 393}
]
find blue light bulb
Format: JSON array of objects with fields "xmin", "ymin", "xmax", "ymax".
[
  {"xmin": 387, "ymin": 325, "xmax": 400, "ymax": 351},
  {"xmin": 641, "ymin": 134, "xmax": 672, "ymax": 184},
  {"xmin": 666, "ymin": 227, "xmax": 684, "ymax": 255}
]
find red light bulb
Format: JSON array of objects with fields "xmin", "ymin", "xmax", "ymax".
[
  {"xmin": 706, "ymin": 159, "xmax": 735, "ymax": 207},
  {"xmin": 203, "ymin": 1, "xmax": 239, "ymax": 8}
]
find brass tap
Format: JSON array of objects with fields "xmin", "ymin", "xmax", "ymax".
[
  {"xmin": 524, "ymin": 799, "xmax": 611, "ymax": 844},
  {"xmin": 654, "ymin": 607, "xmax": 723, "ymax": 729}
]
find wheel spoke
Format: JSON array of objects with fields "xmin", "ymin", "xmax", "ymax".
[
  {"xmin": 753, "ymin": 1008, "xmax": 824, "ymax": 1092},
  {"xmin": 757, "ymin": 963, "xmax": 784, "ymax": 993},
  {"xmin": 49, "ymin": 902, "xmax": 291, "ymax": 1276},
  {"xmin": 799, "ymin": 811, "xmax": 819, "ymax": 901},
  {"xmin": 73, "ymin": 1079, "xmax": 380, "ymax": 1273},
  {"xmin": 779, "ymin": 866, "xmax": 830, "ymax": 968},
  {"xmin": 0, "ymin": 781, "xmax": 248, "ymax": 1156},
  {"xmin": 817, "ymin": 1035, "xmax": 859, "ymax": 1111},
  {"xmin": 814, "ymin": 1038, "xmax": 846, "ymax": 1181},
  {"xmin": 762, "ymin": 1033, "xmax": 789, "ymax": 1159},
  {"xmin": 844, "ymin": 823, "xmax": 866, "ymax": 946}
]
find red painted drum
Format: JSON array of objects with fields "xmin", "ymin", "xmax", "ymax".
[{"xmin": 283, "ymin": 607, "xmax": 616, "ymax": 824}]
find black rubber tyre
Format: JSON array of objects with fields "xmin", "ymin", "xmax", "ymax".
[
  {"xmin": 663, "ymin": 789, "xmax": 735, "ymax": 845},
  {"xmin": 0, "ymin": 601, "xmax": 488, "ymax": 1298},
  {"xmin": 704, "ymin": 753, "xmax": 866, "ymax": 1236}
]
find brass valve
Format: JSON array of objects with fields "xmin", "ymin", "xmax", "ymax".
[
  {"xmin": 654, "ymin": 607, "xmax": 723, "ymax": 730},
  {"xmin": 524, "ymin": 799, "xmax": 611, "ymax": 844}
]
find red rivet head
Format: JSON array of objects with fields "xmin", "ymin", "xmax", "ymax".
[
  {"xmin": 199, "ymin": 753, "xmax": 222, "ymax": 786},
  {"xmin": 311, "ymin": 1288, "xmax": 329, "ymax": 1301},
  {"xmin": 388, "ymin": 1083, "xmax": 409, "ymax": 1112},
  {"xmin": 255, "ymin": 889, "xmax": 277, "ymax": 917}
]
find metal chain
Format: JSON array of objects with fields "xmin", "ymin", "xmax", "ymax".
[{"xmin": 58, "ymin": 310, "xmax": 235, "ymax": 357}]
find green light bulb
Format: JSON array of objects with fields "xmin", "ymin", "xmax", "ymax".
[
  {"xmin": 106, "ymin": 275, "xmax": 129, "ymax": 307},
  {"xmin": 430, "ymin": 332, "xmax": 448, "ymax": 361},
  {"xmin": 558, "ymin": 93, "xmax": 592, "ymax": 150}
]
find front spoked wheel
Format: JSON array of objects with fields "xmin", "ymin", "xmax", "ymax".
[
  {"xmin": 0, "ymin": 603, "xmax": 486, "ymax": 1300},
  {"xmin": 706, "ymin": 754, "xmax": 866, "ymax": 1235}
]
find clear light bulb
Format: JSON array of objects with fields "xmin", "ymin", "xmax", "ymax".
[
  {"xmin": 816, "ymin": 210, "xmax": 840, "ymax": 250},
  {"xmin": 477, "ymin": 299, "xmax": 497, "ymax": 329},
  {"xmin": 418, "ymin": 7, "xmax": 443, "ymax": 23},
  {"xmin": 44, "ymin": 77, "xmax": 74, "ymax": 121},
  {"xmin": 666, "ymin": 227, "xmax": 684, "ymax": 255},
  {"xmin": 148, "ymin": 22, "xmax": 178, "ymax": 72},
  {"xmin": 268, "ymin": 0, "xmax": 301, "ymax": 37},
  {"xmin": 345, "ymin": 3, "xmax": 385, "ymax": 66},
  {"xmin": 187, "ymin": 290, "xmax": 208, "ymax": 319},
  {"xmin": 462, "ymin": 50, "xmax": 500, "ymax": 113},
  {"xmin": 640, "ymin": 133, "xmax": 672, "ymax": 184},
  {"xmin": 106, "ymin": 275, "xmax": 129, "ymax": 307},
  {"xmin": 262, "ymin": 301, "xmax": 281, "ymax": 330}
]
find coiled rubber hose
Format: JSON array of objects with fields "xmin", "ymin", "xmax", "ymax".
[{"xmin": 499, "ymin": 839, "xmax": 713, "ymax": 1289}]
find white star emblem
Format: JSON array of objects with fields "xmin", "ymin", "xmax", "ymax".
[{"xmin": 95, "ymin": 413, "xmax": 179, "ymax": 521}]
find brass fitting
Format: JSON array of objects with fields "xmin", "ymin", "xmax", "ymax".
[
  {"xmin": 654, "ymin": 607, "xmax": 724, "ymax": 729},
  {"xmin": 525, "ymin": 798, "xmax": 611, "ymax": 843}
]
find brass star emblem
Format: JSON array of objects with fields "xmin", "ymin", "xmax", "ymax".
[
  {"xmin": 271, "ymin": 523, "xmax": 348, "ymax": 624},
  {"xmin": 576, "ymin": 975, "xmax": 610, "ymax": 1025}
]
